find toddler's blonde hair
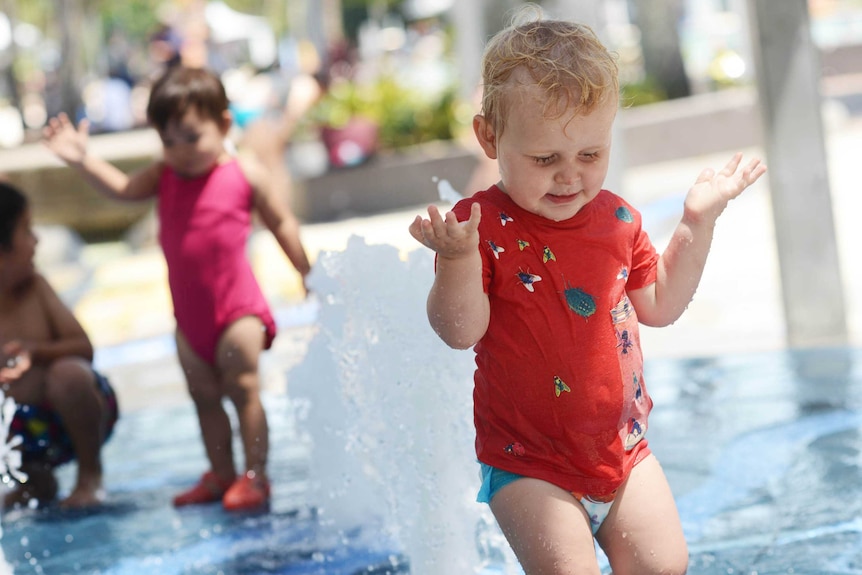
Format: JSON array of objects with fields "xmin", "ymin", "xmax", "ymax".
[{"xmin": 480, "ymin": 9, "xmax": 619, "ymax": 135}]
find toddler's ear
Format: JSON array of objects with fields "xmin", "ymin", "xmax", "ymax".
[
  {"xmin": 472, "ymin": 114, "xmax": 498, "ymax": 160},
  {"xmin": 220, "ymin": 110, "xmax": 233, "ymax": 133}
]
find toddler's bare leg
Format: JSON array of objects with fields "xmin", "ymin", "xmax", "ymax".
[
  {"xmin": 44, "ymin": 357, "xmax": 106, "ymax": 508},
  {"xmin": 215, "ymin": 317, "xmax": 268, "ymax": 479},
  {"xmin": 490, "ymin": 477, "xmax": 602, "ymax": 575},
  {"xmin": 596, "ymin": 454, "xmax": 689, "ymax": 575},
  {"xmin": 176, "ymin": 331, "xmax": 236, "ymax": 483},
  {"xmin": 3, "ymin": 463, "xmax": 57, "ymax": 508}
]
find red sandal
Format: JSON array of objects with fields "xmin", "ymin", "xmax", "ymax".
[
  {"xmin": 173, "ymin": 471, "xmax": 236, "ymax": 507},
  {"xmin": 222, "ymin": 471, "xmax": 271, "ymax": 511}
]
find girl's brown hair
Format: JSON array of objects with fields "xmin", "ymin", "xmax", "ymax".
[{"xmin": 146, "ymin": 66, "xmax": 229, "ymax": 131}]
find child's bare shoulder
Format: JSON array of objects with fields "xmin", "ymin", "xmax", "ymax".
[
  {"xmin": 0, "ymin": 273, "xmax": 51, "ymax": 330},
  {"xmin": 234, "ymin": 151, "xmax": 267, "ymax": 191},
  {"xmin": 12, "ymin": 274, "xmax": 80, "ymax": 341}
]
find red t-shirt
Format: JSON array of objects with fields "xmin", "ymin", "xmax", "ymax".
[{"xmin": 452, "ymin": 186, "xmax": 659, "ymax": 498}]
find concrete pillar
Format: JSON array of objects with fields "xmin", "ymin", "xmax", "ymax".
[
  {"xmin": 305, "ymin": 0, "xmax": 328, "ymax": 61},
  {"xmin": 747, "ymin": 0, "xmax": 847, "ymax": 347},
  {"xmin": 451, "ymin": 0, "xmax": 486, "ymax": 101}
]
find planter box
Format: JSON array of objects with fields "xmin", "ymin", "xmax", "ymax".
[{"xmin": 294, "ymin": 140, "xmax": 478, "ymax": 222}]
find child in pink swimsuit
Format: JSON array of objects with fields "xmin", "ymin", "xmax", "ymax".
[
  {"xmin": 43, "ymin": 66, "xmax": 312, "ymax": 512},
  {"xmin": 410, "ymin": 13, "xmax": 766, "ymax": 575}
]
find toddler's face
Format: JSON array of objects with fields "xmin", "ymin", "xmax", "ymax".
[
  {"xmin": 479, "ymin": 82, "xmax": 616, "ymax": 221},
  {"xmin": 158, "ymin": 107, "xmax": 231, "ymax": 178},
  {"xmin": 0, "ymin": 209, "xmax": 37, "ymax": 291}
]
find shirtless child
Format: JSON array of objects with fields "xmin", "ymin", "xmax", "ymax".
[{"xmin": 0, "ymin": 181, "xmax": 119, "ymax": 509}]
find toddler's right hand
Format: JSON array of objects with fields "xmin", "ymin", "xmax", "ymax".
[
  {"xmin": 0, "ymin": 341, "xmax": 31, "ymax": 385},
  {"xmin": 42, "ymin": 113, "xmax": 90, "ymax": 166},
  {"xmin": 409, "ymin": 202, "xmax": 481, "ymax": 260}
]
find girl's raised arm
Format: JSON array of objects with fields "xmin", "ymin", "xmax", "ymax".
[{"xmin": 43, "ymin": 113, "xmax": 160, "ymax": 201}]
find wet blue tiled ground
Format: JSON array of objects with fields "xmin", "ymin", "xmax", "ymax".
[
  {"xmin": 2, "ymin": 346, "xmax": 862, "ymax": 574},
  {"xmin": 649, "ymin": 347, "xmax": 862, "ymax": 574}
]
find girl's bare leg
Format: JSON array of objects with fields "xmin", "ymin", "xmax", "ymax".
[
  {"xmin": 176, "ymin": 330, "xmax": 236, "ymax": 483},
  {"xmin": 215, "ymin": 316, "xmax": 268, "ymax": 479}
]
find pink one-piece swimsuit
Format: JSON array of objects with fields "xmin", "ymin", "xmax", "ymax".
[{"xmin": 158, "ymin": 159, "xmax": 276, "ymax": 364}]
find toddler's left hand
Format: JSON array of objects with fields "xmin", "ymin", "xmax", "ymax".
[{"xmin": 684, "ymin": 153, "xmax": 767, "ymax": 224}]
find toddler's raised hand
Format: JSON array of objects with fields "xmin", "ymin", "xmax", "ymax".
[
  {"xmin": 42, "ymin": 113, "xmax": 90, "ymax": 166},
  {"xmin": 685, "ymin": 153, "xmax": 766, "ymax": 224},
  {"xmin": 409, "ymin": 203, "xmax": 481, "ymax": 260}
]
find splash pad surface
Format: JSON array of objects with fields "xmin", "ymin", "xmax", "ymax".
[{"xmin": 3, "ymin": 238, "xmax": 862, "ymax": 574}]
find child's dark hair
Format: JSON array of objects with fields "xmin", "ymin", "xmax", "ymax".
[
  {"xmin": 146, "ymin": 66, "xmax": 229, "ymax": 131},
  {"xmin": 0, "ymin": 181, "xmax": 28, "ymax": 252}
]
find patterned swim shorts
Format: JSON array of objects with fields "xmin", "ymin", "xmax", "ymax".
[{"xmin": 8, "ymin": 370, "xmax": 119, "ymax": 467}]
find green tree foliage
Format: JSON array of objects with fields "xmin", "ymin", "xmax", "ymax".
[{"xmin": 97, "ymin": 1, "xmax": 160, "ymax": 42}]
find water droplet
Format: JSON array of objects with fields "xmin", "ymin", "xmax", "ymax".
[
  {"xmin": 65, "ymin": 534, "xmax": 73, "ymax": 543},
  {"xmin": 436, "ymin": 178, "xmax": 463, "ymax": 204}
]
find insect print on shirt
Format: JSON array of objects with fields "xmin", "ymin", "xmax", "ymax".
[
  {"xmin": 553, "ymin": 375, "xmax": 571, "ymax": 397},
  {"xmin": 615, "ymin": 206, "xmax": 634, "ymax": 223},
  {"xmin": 616, "ymin": 329, "xmax": 633, "ymax": 354},
  {"xmin": 500, "ymin": 212, "xmax": 514, "ymax": 226},
  {"xmin": 617, "ymin": 266, "xmax": 628, "ymax": 280},
  {"xmin": 542, "ymin": 246, "xmax": 556, "ymax": 263},
  {"xmin": 561, "ymin": 279, "xmax": 597, "ymax": 319},
  {"xmin": 624, "ymin": 417, "xmax": 645, "ymax": 450},
  {"xmin": 517, "ymin": 269, "xmax": 542, "ymax": 292},
  {"xmin": 487, "ymin": 240, "xmax": 505, "ymax": 259},
  {"xmin": 505, "ymin": 442, "xmax": 526, "ymax": 456},
  {"xmin": 632, "ymin": 372, "xmax": 643, "ymax": 402},
  {"xmin": 517, "ymin": 239, "xmax": 530, "ymax": 251}
]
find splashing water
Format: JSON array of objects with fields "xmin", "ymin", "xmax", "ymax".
[
  {"xmin": 0, "ymin": 392, "xmax": 27, "ymax": 574},
  {"xmin": 0, "ymin": 396, "xmax": 26, "ymax": 488},
  {"xmin": 432, "ymin": 176, "xmax": 463, "ymax": 205},
  {"xmin": 289, "ymin": 229, "xmax": 521, "ymax": 573}
]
